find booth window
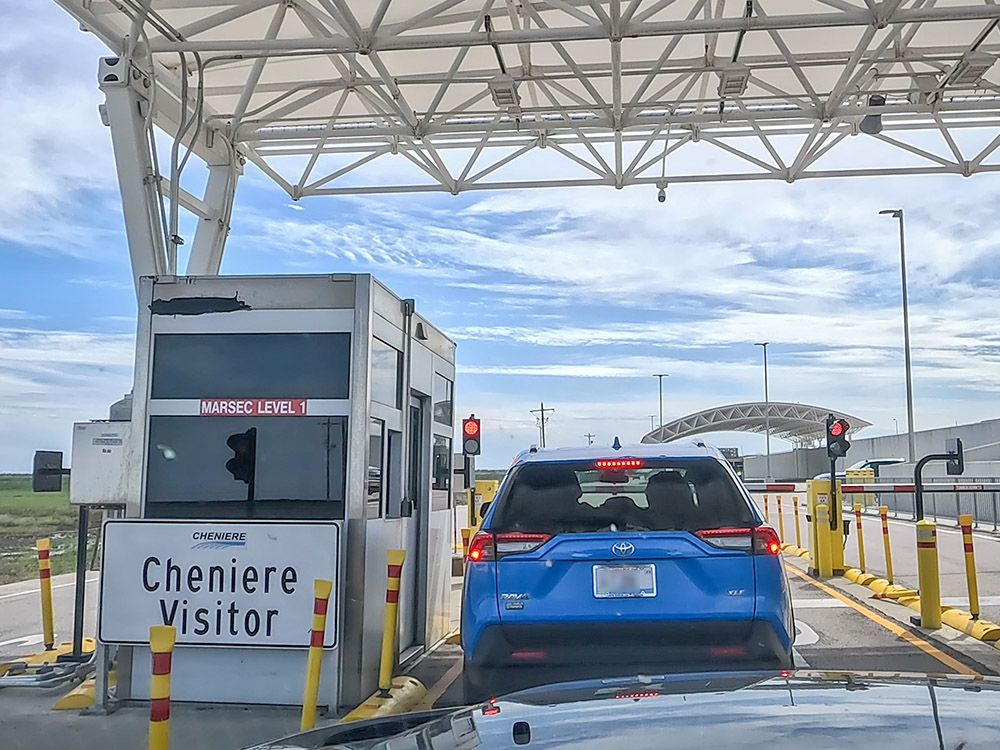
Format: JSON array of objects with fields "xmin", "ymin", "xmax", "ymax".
[
  {"xmin": 367, "ymin": 419, "xmax": 384, "ymax": 519},
  {"xmin": 431, "ymin": 435, "xmax": 452, "ymax": 511},
  {"xmin": 151, "ymin": 333, "xmax": 350, "ymax": 399},
  {"xmin": 433, "ymin": 373, "xmax": 453, "ymax": 426},
  {"xmin": 145, "ymin": 416, "xmax": 347, "ymax": 519},
  {"xmin": 371, "ymin": 339, "xmax": 403, "ymax": 408}
]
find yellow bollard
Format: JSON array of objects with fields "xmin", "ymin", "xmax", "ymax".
[
  {"xmin": 36, "ymin": 539, "xmax": 55, "ymax": 650},
  {"xmin": 916, "ymin": 520, "xmax": 942, "ymax": 629},
  {"xmin": 763, "ymin": 494, "xmax": 770, "ymax": 523},
  {"xmin": 461, "ymin": 528, "xmax": 471, "ymax": 564},
  {"xmin": 853, "ymin": 504, "xmax": 866, "ymax": 573},
  {"xmin": 300, "ymin": 579, "xmax": 333, "ymax": 731},
  {"xmin": 959, "ymin": 514, "xmax": 980, "ymax": 619},
  {"xmin": 379, "ymin": 550, "xmax": 407, "ymax": 694},
  {"xmin": 149, "ymin": 625, "xmax": 176, "ymax": 750},
  {"xmin": 879, "ymin": 506, "xmax": 894, "ymax": 584},
  {"xmin": 776, "ymin": 495, "xmax": 785, "ymax": 542},
  {"xmin": 815, "ymin": 504, "xmax": 833, "ymax": 578},
  {"xmin": 793, "ymin": 496, "xmax": 802, "ymax": 549}
]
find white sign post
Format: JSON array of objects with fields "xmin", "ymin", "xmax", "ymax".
[{"xmin": 99, "ymin": 521, "xmax": 339, "ymax": 648}]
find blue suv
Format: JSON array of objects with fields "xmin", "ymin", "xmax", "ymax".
[{"xmin": 461, "ymin": 442, "xmax": 793, "ymax": 700}]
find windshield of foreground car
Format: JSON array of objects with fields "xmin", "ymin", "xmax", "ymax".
[{"xmin": 491, "ymin": 458, "xmax": 755, "ymax": 535}]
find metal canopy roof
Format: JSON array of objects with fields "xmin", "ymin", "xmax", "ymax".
[
  {"xmin": 641, "ymin": 401, "xmax": 871, "ymax": 444},
  {"xmin": 55, "ymin": 1, "xmax": 1000, "ymax": 199}
]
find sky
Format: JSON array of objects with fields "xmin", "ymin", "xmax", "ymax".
[{"xmin": 4, "ymin": 3, "xmax": 1000, "ymax": 471}]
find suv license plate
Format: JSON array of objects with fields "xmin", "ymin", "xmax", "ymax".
[{"xmin": 593, "ymin": 564, "xmax": 656, "ymax": 599}]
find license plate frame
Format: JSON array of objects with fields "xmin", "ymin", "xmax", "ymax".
[{"xmin": 592, "ymin": 564, "xmax": 657, "ymax": 599}]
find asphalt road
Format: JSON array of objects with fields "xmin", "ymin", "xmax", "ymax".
[{"xmin": 0, "ymin": 571, "xmax": 99, "ymax": 659}]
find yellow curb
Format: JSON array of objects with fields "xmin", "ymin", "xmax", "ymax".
[
  {"xmin": 1, "ymin": 639, "xmax": 96, "ymax": 676},
  {"xmin": 940, "ymin": 609, "xmax": 1000, "ymax": 642},
  {"xmin": 844, "ymin": 568, "xmax": 862, "ymax": 583},
  {"xmin": 797, "ymin": 550, "xmax": 810, "ymax": 560},
  {"xmin": 51, "ymin": 668, "xmax": 116, "ymax": 711},
  {"xmin": 897, "ymin": 595, "xmax": 922, "ymax": 613},
  {"xmin": 868, "ymin": 578, "xmax": 891, "ymax": 594},
  {"xmin": 445, "ymin": 630, "xmax": 461, "ymax": 646},
  {"xmin": 339, "ymin": 676, "xmax": 426, "ymax": 723},
  {"xmin": 855, "ymin": 573, "xmax": 877, "ymax": 586}
]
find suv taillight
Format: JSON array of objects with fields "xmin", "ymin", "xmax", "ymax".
[
  {"xmin": 467, "ymin": 532, "xmax": 552, "ymax": 562},
  {"xmin": 695, "ymin": 526, "xmax": 781, "ymax": 556},
  {"xmin": 495, "ymin": 533, "xmax": 551, "ymax": 557},
  {"xmin": 468, "ymin": 532, "xmax": 495, "ymax": 562}
]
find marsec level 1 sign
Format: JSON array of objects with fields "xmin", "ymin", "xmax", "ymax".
[{"xmin": 99, "ymin": 521, "xmax": 339, "ymax": 647}]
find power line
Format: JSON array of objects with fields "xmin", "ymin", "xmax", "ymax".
[{"xmin": 530, "ymin": 402, "xmax": 554, "ymax": 448}]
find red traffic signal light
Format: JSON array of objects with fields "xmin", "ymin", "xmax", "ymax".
[
  {"xmin": 830, "ymin": 419, "xmax": 848, "ymax": 437},
  {"xmin": 226, "ymin": 427, "xmax": 257, "ymax": 484},
  {"xmin": 826, "ymin": 416, "xmax": 851, "ymax": 459},
  {"xmin": 462, "ymin": 416, "xmax": 482, "ymax": 456}
]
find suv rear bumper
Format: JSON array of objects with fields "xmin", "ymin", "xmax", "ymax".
[{"xmin": 463, "ymin": 620, "xmax": 791, "ymax": 701}]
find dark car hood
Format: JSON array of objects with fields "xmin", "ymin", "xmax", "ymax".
[{"xmin": 248, "ymin": 670, "xmax": 1000, "ymax": 750}]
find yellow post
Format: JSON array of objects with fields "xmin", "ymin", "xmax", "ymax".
[
  {"xmin": 815, "ymin": 504, "xmax": 833, "ymax": 578},
  {"xmin": 853, "ymin": 504, "xmax": 866, "ymax": 573},
  {"xmin": 763, "ymin": 493, "xmax": 770, "ymax": 523},
  {"xmin": 461, "ymin": 528, "xmax": 471, "ymax": 564},
  {"xmin": 379, "ymin": 550, "xmax": 407, "ymax": 694},
  {"xmin": 36, "ymin": 538, "xmax": 55, "ymax": 650},
  {"xmin": 149, "ymin": 625, "xmax": 176, "ymax": 750},
  {"xmin": 959, "ymin": 514, "xmax": 980, "ymax": 619},
  {"xmin": 793, "ymin": 496, "xmax": 802, "ymax": 549},
  {"xmin": 776, "ymin": 495, "xmax": 785, "ymax": 542},
  {"xmin": 300, "ymin": 579, "xmax": 333, "ymax": 731},
  {"xmin": 916, "ymin": 520, "xmax": 942, "ymax": 629},
  {"xmin": 879, "ymin": 506, "xmax": 894, "ymax": 584}
]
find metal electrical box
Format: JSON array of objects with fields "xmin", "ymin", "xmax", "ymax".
[{"xmin": 70, "ymin": 421, "xmax": 133, "ymax": 505}]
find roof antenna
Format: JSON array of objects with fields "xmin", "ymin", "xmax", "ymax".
[{"xmin": 612, "ymin": 436, "xmax": 622, "ymax": 451}]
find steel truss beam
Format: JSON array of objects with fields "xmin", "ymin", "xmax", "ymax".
[{"xmin": 47, "ymin": 0, "xmax": 1000, "ymax": 280}]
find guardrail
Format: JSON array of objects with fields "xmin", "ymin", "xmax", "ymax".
[{"xmin": 844, "ymin": 479, "xmax": 1000, "ymax": 530}]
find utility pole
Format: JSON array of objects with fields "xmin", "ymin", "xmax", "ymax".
[
  {"xmin": 530, "ymin": 402, "xmax": 554, "ymax": 448},
  {"xmin": 584, "ymin": 432, "xmax": 596, "ymax": 446},
  {"xmin": 653, "ymin": 374, "xmax": 669, "ymax": 434},
  {"xmin": 755, "ymin": 343, "xmax": 771, "ymax": 481}
]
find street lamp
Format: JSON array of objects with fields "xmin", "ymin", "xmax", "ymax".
[
  {"xmin": 755, "ymin": 342, "xmax": 771, "ymax": 481},
  {"xmin": 649, "ymin": 415, "xmax": 657, "ymax": 432},
  {"xmin": 653, "ymin": 374, "xmax": 669, "ymax": 436},
  {"xmin": 879, "ymin": 209, "xmax": 917, "ymax": 464},
  {"xmin": 893, "ymin": 418, "xmax": 899, "ymax": 435}
]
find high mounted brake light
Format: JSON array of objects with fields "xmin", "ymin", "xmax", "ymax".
[{"xmin": 596, "ymin": 459, "xmax": 642, "ymax": 469}]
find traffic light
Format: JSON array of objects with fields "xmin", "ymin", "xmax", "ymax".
[
  {"xmin": 826, "ymin": 415, "xmax": 851, "ymax": 459},
  {"xmin": 226, "ymin": 428, "xmax": 257, "ymax": 484},
  {"xmin": 462, "ymin": 416, "xmax": 482, "ymax": 456},
  {"xmin": 946, "ymin": 437, "xmax": 964, "ymax": 475}
]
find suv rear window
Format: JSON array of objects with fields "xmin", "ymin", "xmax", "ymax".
[{"xmin": 491, "ymin": 458, "xmax": 754, "ymax": 534}]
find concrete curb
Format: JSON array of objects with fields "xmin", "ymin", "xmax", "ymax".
[
  {"xmin": 339, "ymin": 676, "xmax": 426, "ymax": 723},
  {"xmin": 840, "ymin": 566, "xmax": 1000, "ymax": 644},
  {"xmin": 795, "ymin": 565, "xmax": 1000, "ymax": 674}
]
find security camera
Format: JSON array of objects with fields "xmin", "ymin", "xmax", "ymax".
[{"xmin": 657, "ymin": 187, "xmax": 666, "ymax": 203}]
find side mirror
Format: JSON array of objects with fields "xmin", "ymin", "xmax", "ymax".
[
  {"xmin": 400, "ymin": 499, "xmax": 414, "ymax": 518},
  {"xmin": 479, "ymin": 501, "xmax": 491, "ymax": 520},
  {"xmin": 32, "ymin": 450, "xmax": 65, "ymax": 493}
]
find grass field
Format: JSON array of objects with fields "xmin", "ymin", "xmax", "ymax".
[{"xmin": 0, "ymin": 475, "xmax": 100, "ymax": 585}]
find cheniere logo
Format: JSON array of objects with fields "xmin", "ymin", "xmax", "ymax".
[{"xmin": 191, "ymin": 530, "xmax": 247, "ymax": 550}]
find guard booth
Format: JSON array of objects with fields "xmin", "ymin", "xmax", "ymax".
[{"xmin": 95, "ymin": 274, "xmax": 456, "ymax": 711}]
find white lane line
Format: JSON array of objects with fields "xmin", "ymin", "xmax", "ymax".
[
  {"xmin": 792, "ymin": 648, "xmax": 811, "ymax": 668},
  {"xmin": 793, "ymin": 599, "xmax": 848, "ymax": 609},
  {"xmin": 0, "ymin": 634, "xmax": 46, "ymax": 649},
  {"xmin": 794, "ymin": 620, "xmax": 819, "ymax": 646},
  {"xmin": 942, "ymin": 595, "xmax": 1000, "ymax": 607},
  {"xmin": 0, "ymin": 574, "xmax": 99, "ymax": 601}
]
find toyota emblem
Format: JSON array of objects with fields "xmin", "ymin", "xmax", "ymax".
[{"xmin": 612, "ymin": 541, "xmax": 635, "ymax": 558}]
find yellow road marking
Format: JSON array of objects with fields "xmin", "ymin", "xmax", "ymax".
[
  {"xmin": 785, "ymin": 564, "xmax": 979, "ymax": 676},
  {"xmin": 413, "ymin": 659, "xmax": 463, "ymax": 711}
]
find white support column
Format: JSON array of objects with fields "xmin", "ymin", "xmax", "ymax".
[
  {"xmin": 186, "ymin": 159, "xmax": 242, "ymax": 276},
  {"xmin": 98, "ymin": 57, "xmax": 168, "ymax": 295}
]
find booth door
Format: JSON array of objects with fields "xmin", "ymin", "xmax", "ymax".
[{"xmin": 399, "ymin": 396, "xmax": 428, "ymax": 653}]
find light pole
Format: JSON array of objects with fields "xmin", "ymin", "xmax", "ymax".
[
  {"xmin": 653, "ymin": 374, "xmax": 669, "ymax": 437},
  {"xmin": 755, "ymin": 342, "xmax": 771, "ymax": 481},
  {"xmin": 879, "ymin": 209, "xmax": 917, "ymax": 464},
  {"xmin": 649, "ymin": 415, "xmax": 656, "ymax": 432},
  {"xmin": 893, "ymin": 418, "xmax": 899, "ymax": 435}
]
